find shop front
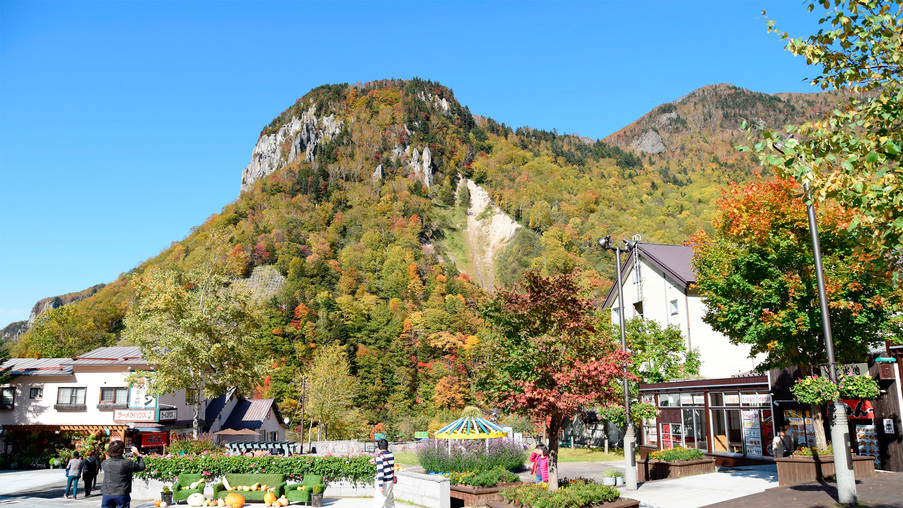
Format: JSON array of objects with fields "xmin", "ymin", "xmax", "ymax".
[{"xmin": 639, "ymin": 375, "xmax": 775, "ymax": 466}]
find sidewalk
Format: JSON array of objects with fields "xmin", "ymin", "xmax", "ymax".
[{"xmin": 617, "ymin": 466, "xmax": 779, "ymax": 508}]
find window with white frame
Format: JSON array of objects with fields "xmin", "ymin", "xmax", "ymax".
[
  {"xmin": 29, "ymin": 387, "xmax": 43, "ymax": 399},
  {"xmin": 670, "ymin": 299, "xmax": 679, "ymax": 315},
  {"xmin": 56, "ymin": 387, "xmax": 86, "ymax": 409}
]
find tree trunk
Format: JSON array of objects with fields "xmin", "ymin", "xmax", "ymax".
[
  {"xmin": 811, "ymin": 403, "xmax": 828, "ymax": 449},
  {"xmin": 547, "ymin": 414, "xmax": 561, "ymax": 492},
  {"xmin": 193, "ymin": 402, "xmax": 201, "ymax": 439}
]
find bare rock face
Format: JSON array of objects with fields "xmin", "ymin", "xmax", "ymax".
[
  {"xmin": 240, "ymin": 107, "xmax": 343, "ymax": 192},
  {"xmin": 407, "ymin": 146, "xmax": 433, "ymax": 188},
  {"xmin": 372, "ymin": 164, "xmax": 383, "ymax": 182},
  {"xmin": 632, "ymin": 129, "xmax": 666, "ymax": 154}
]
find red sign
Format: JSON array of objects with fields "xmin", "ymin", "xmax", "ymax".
[
  {"xmin": 827, "ymin": 399, "xmax": 874, "ymax": 420},
  {"xmin": 141, "ymin": 432, "xmax": 168, "ymax": 447}
]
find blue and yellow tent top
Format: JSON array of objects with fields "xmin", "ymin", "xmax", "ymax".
[{"xmin": 434, "ymin": 416, "xmax": 508, "ymax": 440}]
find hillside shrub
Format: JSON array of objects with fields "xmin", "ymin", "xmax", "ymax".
[
  {"xmin": 136, "ymin": 453, "xmax": 373, "ymax": 484},
  {"xmin": 416, "ymin": 439, "xmax": 526, "ymax": 473},
  {"xmin": 648, "ymin": 447, "xmax": 704, "ymax": 462}
]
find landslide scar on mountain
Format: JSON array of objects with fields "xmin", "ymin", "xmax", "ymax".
[{"xmin": 460, "ymin": 178, "xmax": 520, "ymax": 292}]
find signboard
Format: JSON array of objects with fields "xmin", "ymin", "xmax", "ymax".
[
  {"xmin": 820, "ymin": 362, "xmax": 869, "ymax": 379},
  {"xmin": 757, "ymin": 393, "xmax": 772, "ymax": 405},
  {"xmin": 740, "ymin": 394, "xmax": 759, "ymax": 406},
  {"xmin": 159, "ymin": 409, "xmax": 177, "ymax": 421},
  {"xmin": 661, "ymin": 424, "xmax": 672, "ymax": 449},
  {"xmin": 832, "ymin": 399, "xmax": 875, "ymax": 420},
  {"xmin": 129, "ymin": 381, "xmax": 156, "ymax": 409},
  {"xmin": 693, "ymin": 395, "xmax": 704, "ymax": 405},
  {"xmin": 374, "ymin": 432, "xmax": 386, "ymax": 440},
  {"xmin": 114, "ymin": 409, "xmax": 156, "ymax": 422},
  {"xmin": 723, "ymin": 394, "xmax": 740, "ymax": 405},
  {"xmin": 762, "ymin": 410, "xmax": 774, "ymax": 457},
  {"xmin": 856, "ymin": 425, "xmax": 879, "ymax": 466},
  {"xmin": 742, "ymin": 410, "xmax": 762, "ymax": 456},
  {"xmin": 884, "ymin": 419, "xmax": 895, "ymax": 434},
  {"xmin": 141, "ymin": 431, "xmax": 168, "ymax": 447},
  {"xmin": 414, "ymin": 431, "xmax": 429, "ymax": 439}
]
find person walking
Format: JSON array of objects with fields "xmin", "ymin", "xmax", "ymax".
[
  {"xmin": 772, "ymin": 426, "xmax": 792, "ymax": 458},
  {"xmin": 100, "ymin": 441, "xmax": 145, "ymax": 508},
  {"xmin": 83, "ymin": 450, "xmax": 101, "ymax": 497},
  {"xmin": 529, "ymin": 444, "xmax": 549, "ymax": 483},
  {"xmin": 64, "ymin": 451, "xmax": 84, "ymax": 499},
  {"xmin": 371, "ymin": 439, "xmax": 395, "ymax": 508}
]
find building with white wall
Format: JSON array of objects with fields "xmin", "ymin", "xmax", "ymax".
[
  {"xmin": 1, "ymin": 346, "xmax": 285, "ymax": 454},
  {"xmin": 602, "ymin": 242, "xmax": 762, "ymax": 379}
]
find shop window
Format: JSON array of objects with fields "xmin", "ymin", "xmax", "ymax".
[
  {"xmin": 644, "ymin": 424, "xmax": 658, "ymax": 446},
  {"xmin": 1, "ymin": 387, "xmax": 14, "ymax": 410},
  {"xmin": 661, "ymin": 423, "xmax": 683, "ymax": 449},
  {"xmin": 683, "ymin": 408, "xmax": 707, "ymax": 451},
  {"xmin": 633, "ymin": 302, "xmax": 644, "ymax": 318},
  {"xmin": 709, "ymin": 392, "xmax": 723, "ymax": 406},
  {"xmin": 659, "ymin": 394, "xmax": 678, "ymax": 407},
  {"xmin": 55, "ymin": 387, "xmax": 86, "ymax": 410},
  {"xmin": 740, "ymin": 392, "xmax": 760, "ymax": 406},
  {"xmin": 711, "ymin": 409, "xmax": 743, "ymax": 454},
  {"xmin": 723, "ymin": 392, "xmax": 740, "ymax": 405},
  {"xmin": 29, "ymin": 387, "xmax": 43, "ymax": 399}
]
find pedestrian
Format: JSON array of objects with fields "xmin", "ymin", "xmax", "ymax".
[
  {"xmin": 64, "ymin": 451, "xmax": 84, "ymax": 499},
  {"xmin": 772, "ymin": 425, "xmax": 792, "ymax": 458},
  {"xmin": 370, "ymin": 438, "xmax": 395, "ymax": 508},
  {"xmin": 529, "ymin": 444, "xmax": 549, "ymax": 483},
  {"xmin": 83, "ymin": 449, "xmax": 101, "ymax": 496},
  {"xmin": 100, "ymin": 441, "xmax": 145, "ymax": 508}
]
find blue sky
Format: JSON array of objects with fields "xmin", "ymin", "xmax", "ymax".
[{"xmin": 1, "ymin": 0, "xmax": 824, "ymax": 326}]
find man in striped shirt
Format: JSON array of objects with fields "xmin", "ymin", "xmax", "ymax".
[{"xmin": 372, "ymin": 439, "xmax": 395, "ymax": 508}]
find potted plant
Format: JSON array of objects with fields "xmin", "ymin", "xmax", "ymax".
[
  {"xmin": 790, "ymin": 376, "xmax": 839, "ymax": 405},
  {"xmin": 311, "ymin": 484, "xmax": 324, "ymax": 507},
  {"xmin": 838, "ymin": 374, "xmax": 880, "ymax": 400},
  {"xmin": 602, "ymin": 470, "xmax": 619, "ymax": 486},
  {"xmin": 161, "ymin": 485, "xmax": 173, "ymax": 505}
]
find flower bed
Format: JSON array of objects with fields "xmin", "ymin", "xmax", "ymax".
[
  {"xmin": 417, "ymin": 439, "xmax": 527, "ymax": 474},
  {"xmin": 497, "ymin": 479, "xmax": 632, "ymax": 508},
  {"xmin": 637, "ymin": 449, "xmax": 714, "ymax": 483},
  {"xmin": 136, "ymin": 453, "xmax": 374, "ymax": 484},
  {"xmin": 775, "ymin": 454, "xmax": 875, "ymax": 487}
]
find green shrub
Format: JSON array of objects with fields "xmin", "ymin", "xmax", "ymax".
[
  {"xmin": 838, "ymin": 374, "xmax": 880, "ymax": 400},
  {"xmin": 443, "ymin": 468, "xmax": 519, "ymax": 487},
  {"xmin": 500, "ymin": 478, "xmax": 619, "ymax": 508},
  {"xmin": 137, "ymin": 453, "xmax": 374, "ymax": 484},
  {"xmin": 793, "ymin": 444, "xmax": 833, "ymax": 458},
  {"xmin": 602, "ymin": 469, "xmax": 623, "ymax": 478},
  {"xmin": 166, "ymin": 433, "xmax": 225, "ymax": 455},
  {"xmin": 649, "ymin": 447, "xmax": 704, "ymax": 462}
]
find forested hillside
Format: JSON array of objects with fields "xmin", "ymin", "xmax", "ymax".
[{"xmin": 5, "ymin": 79, "xmax": 849, "ymax": 437}]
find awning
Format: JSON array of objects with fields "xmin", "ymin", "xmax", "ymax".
[
  {"xmin": 434, "ymin": 417, "xmax": 508, "ymax": 440},
  {"xmin": 0, "ymin": 424, "xmax": 130, "ymax": 433}
]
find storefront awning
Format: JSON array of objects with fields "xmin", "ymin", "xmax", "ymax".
[{"xmin": 0, "ymin": 424, "xmax": 130, "ymax": 433}]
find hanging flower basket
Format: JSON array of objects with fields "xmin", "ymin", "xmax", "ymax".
[
  {"xmin": 838, "ymin": 374, "xmax": 880, "ymax": 400},
  {"xmin": 790, "ymin": 376, "xmax": 839, "ymax": 405}
]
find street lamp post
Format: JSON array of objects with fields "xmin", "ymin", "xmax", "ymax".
[{"xmin": 598, "ymin": 235, "xmax": 638, "ymax": 491}]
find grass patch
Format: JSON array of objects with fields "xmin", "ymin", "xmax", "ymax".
[
  {"xmin": 554, "ymin": 448, "xmax": 631, "ymax": 463},
  {"xmin": 393, "ymin": 451, "xmax": 419, "ymax": 467}
]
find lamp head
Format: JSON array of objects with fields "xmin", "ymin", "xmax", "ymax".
[{"xmin": 597, "ymin": 235, "xmax": 612, "ymax": 250}]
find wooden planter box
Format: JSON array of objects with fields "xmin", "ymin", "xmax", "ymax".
[
  {"xmin": 775, "ymin": 455, "xmax": 876, "ymax": 487},
  {"xmin": 637, "ymin": 458, "xmax": 716, "ymax": 482},
  {"xmin": 450, "ymin": 483, "xmax": 522, "ymax": 508},
  {"xmin": 487, "ymin": 498, "xmax": 639, "ymax": 508}
]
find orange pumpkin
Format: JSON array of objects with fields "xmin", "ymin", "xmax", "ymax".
[
  {"xmin": 224, "ymin": 493, "xmax": 245, "ymax": 507},
  {"xmin": 263, "ymin": 492, "xmax": 278, "ymax": 505}
]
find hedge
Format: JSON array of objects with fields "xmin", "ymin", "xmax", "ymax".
[{"xmin": 136, "ymin": 453, "xmax": 374, "ymax": 485}]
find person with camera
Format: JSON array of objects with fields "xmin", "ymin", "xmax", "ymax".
[
  {"xmin": 100, "ymin": 441, "xmax": 145, "ymax": 508},
  {"xmin": 369, "ymin": 439, "xmax": 395, "ymax": 508}
]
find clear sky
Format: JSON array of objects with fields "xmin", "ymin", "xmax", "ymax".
[{"xmin": 1, "ymin": 0, "xmax": 825, "ymax": 327}]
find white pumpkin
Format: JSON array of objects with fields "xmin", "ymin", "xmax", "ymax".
[{"xmin": 187, "ymin": 493, "xmax": 207, "ymax": 507}]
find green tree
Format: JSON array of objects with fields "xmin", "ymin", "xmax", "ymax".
[
  {"xmin": 476, "ymin": 271, "xmax": 629, "ymax": 490},
  {"xmin": 456, "ymin": 181, "xmax": 471, "ymax": 211},
  {"xmin": 306, "ymin": 343, "xmax": 358, "ymax": 441},
  {"xmin": 14, "ymin": 305, "xmax": 114, "ymax": 358},
  {"xmin": 122, "ymin": 266, "xmax": 266, "ymax": 437},
  {"xmin": 756, "ymin": 0, "xmax": 903, "ymax": 253},
  {"xmin": 691, "ymin": 175, "xmax": 902, "ymax": 446},
  {"xmin": 624, "ymin": 317, "xmax": 700, "ymax": 384},
  {"xmin": 0, "ymin": 341, "xmax": 13, "ymax": 385}
]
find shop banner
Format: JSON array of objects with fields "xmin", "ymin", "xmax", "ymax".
[
  {"xmin": 856, "ymin": 425, "xmax": 879, "ymax": 466},
  {"xmin": 114, "ymin": 409, "xmax": 156, "ymax": 422},
  {"xmin": 141, "ymin": 431, "xmax": 168, "ymax": 447},
  {"xmin": 826, "ymin": 399, "xmax": 874, "ymax": 420},
  {"xmin": 742, "ymin": 410, "xmax": 762, "ymax": 456}
]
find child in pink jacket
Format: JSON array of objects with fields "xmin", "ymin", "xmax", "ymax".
[{"xmin": 529, "ymin": 444, "xmax": 549, "ymax": 483}]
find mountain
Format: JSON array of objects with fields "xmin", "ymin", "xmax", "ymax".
[{"xmin": 7, "ymin": 79, "xmax": 850, "ymax": 429}]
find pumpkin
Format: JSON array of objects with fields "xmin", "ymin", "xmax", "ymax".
[
  {"xmin": 224, "ymin": 492, "xmax": 245, "ymax": 507},
  {"xmin": 187, "ymin": 493, "xmax": 207, "ymax": 507},
  {"xmin": 264, "ymin": 492, "xmax": 278, "ymax": 505}
]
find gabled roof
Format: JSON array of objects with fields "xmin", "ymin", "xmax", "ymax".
[
  {"xmin": 61, "ymin": 346, "xmax": 148, "ymax": 366},
  {"xmin": 602, "ymin": 243, "xmax": 696, "ymax": 309},
  {"xmin": 205, "ymin": 394, "xmax": 228, "ymax": 424},
  {"xmin": 222, "ymin": 398, "xmax": 284, "ymax": 430},
  {"xmin": 1, "ymin": 357, "xmax": 73, "ymax": 377}
]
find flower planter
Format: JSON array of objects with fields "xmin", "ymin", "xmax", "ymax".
[
  {"xmin": 311, "ymin": 493, "xmax": 323, "ymax": 507},
  {"xmin": 636, "ymin": 458, "xmax": 716, "ymax": 482},
  {"xmin": 487, "ymin": 498, "xmax": 639, "ymax": 508},
  {"xmin": 450, "ymin": 482, "xmax": 522, "ymax": 508},
  {"xmin": 775, "ymin": 455, "xmax": 875, "ymax": 487},
  {"xmin": 160, "ymin": 491, "xmax": 173, "ymax": 505}
]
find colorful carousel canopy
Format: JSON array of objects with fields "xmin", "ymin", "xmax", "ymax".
[{"xmin": 434, "ymin": 416, "xmax": 508, "ymax": 440}]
